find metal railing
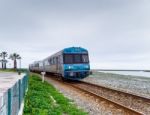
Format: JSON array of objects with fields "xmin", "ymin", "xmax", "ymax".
[{"xmin": 0, "ymin": 74, "xmax": 28, "ymax": 115}]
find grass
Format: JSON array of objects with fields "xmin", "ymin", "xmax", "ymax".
[{"xmin": 23, "ymin": 73, "xmax": 87, "ymax": 115}]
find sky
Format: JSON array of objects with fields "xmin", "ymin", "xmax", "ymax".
[{"xmin": 0, "ymin": 0, "xmax": 150, "ymax": 69}]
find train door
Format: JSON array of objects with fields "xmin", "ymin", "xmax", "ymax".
[
  {"xmin": 56, "ymin": 57, "xmax": 59, "ymax": 73},
  {"xmin": 56, "ymin": 55, "xmax": 62, "ymax": 74}
]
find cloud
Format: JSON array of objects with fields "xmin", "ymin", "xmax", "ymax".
[{"xmin": 0, "ymin": 0, "xmax": 150, "ymax": 69}]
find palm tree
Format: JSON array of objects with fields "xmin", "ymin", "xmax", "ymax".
[
  {"xmin": 0, "ymin": 59, "xmax": 3, "ymax": 69},
  {"xmin": 0, "ymin": 52, "xmax": 8, "ymax": 69},
  {"xmin": 18, "ymin": 56, "xmax": 21, "ymax": 69},
  {"xmin": 9, "ymin": 53, "xmax": 21, "ymax": 69}
]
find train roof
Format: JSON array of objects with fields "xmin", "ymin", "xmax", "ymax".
[
  {"xmin": 63, "ymin": 47, "xmax": 88, "ymax": 54},
  {"xmin": 34, "ymin": 47, "xmax": 88, "ymax": 62}
]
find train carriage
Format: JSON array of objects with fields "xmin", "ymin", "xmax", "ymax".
[{"xmin": 29, "ymin": 47, "xmax": 90, "ymax": 80}]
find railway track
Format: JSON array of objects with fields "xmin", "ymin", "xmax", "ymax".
[
  {"xmin": 66, "ymin": 81, "xmax": 150, "ymax": 115},
  {"xmin": 44, "ymin": 75, "xmax": 150, "ymax": 115}
]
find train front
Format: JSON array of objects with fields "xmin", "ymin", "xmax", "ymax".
[{"xmin": 63, "ymin": 47, "xmax": 90, "ymax": 80}]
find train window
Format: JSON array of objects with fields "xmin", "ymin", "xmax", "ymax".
[
  {"xmin": 50, "ymin": 58, "xmax": 52, "ymax": 64},
  {"xmin": 59, "ymin": 55, "xmax": 62, "ymax": 64},
  {"xmin": 35, "ymin": 63, "xmax": 39, "ymax": 67},
  {"xmin": 82, "ymin": 54, "xmax": 89, "ymax": 63},
  {"xmin": 64, "ymin": 54, "xmax": 73, "ymax": 64},
  {"xmin": 55, "ymin": 57, "xmax": 56, "ymax": 64},
  {"xmin": 44, "ymin": 60, "xmax": 49, "ymax": 66},
  {"xmin": 48, "ymin": 59, "xmax": 51, "ymax": 65},
  {"xmin": 53, "ymin": 57, "xmax": 56, "ymax": 64},
  {"xmin": 58, "ymin": 56, "xmax": 60, "ymax": 64},
  {"xmin": 50, "ymin": 58, "xmax": 53, "ymax": 65},
  {"xmin": 39, "ymin": 62, "xmax": 43, "ymax": 67},
  {"xmin": 51, "ymin": 58, "xmax": 53, "ymax": 64},
  {"xmin": 64, "ymin": 54, "xmax": 89, "ymax": 64},
  {"xmin": 56, "ymin": 56, "xmax": 60, "ymax": 64},
  {"xmin": 74, "ymin": 54, "xmax": 81, "ymax": 63}
]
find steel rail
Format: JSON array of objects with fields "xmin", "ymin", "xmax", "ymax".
[
  {"xmin": 43, "ymin": 76, "xmax": 150, "ymax": 115},
  {"xmin": 64, "ymin": 81, "xmax": 143, "ymax": 115},
  {"xmin": 79, "ymin": 80, "xmax": 150, "ymax": 101},
  {"xmin": 44, "ymin": 75, "xmax": 144, "ymax": 115}
]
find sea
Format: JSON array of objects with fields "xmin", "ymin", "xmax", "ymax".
[{"xmin": 99, "ymin": 70, "xmax": 150, "ymax": 78}]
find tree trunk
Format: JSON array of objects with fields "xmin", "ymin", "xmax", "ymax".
[
  {"xmin": 4, "ymin": 62, "xmax": 6, "ymax": 69},
  {"xmin": 4, "ymin": 63, "xmax": 6, "ymax": 69},
  {"xmin": 14, "ymin": 60, "xmax": 17, "ymax": 69},
  {"xmin": 2, "ymin": 62, "xmax": 3, "ymax": 69},
  {"xmin": 4, "ymin": 57, "xmax": 6, "ymax": 69}
]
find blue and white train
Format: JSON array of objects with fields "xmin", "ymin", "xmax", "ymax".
[{"xmin": 29, "ymin": 47, "xmax": 90, "ymax": 80}]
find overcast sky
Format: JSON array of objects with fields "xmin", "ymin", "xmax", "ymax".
[{"xmin": 0, "ymin": 0, "xmax": 150, "ymax": 69}]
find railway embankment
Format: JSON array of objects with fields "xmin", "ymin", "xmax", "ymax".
[
  {"xmin": 24, "ymin": 72, "xmax": 150, "ymax": 115},
  {"xmin": 23, "ymin": 73, "xmax": 87, "ymax": 115},
  {"xmin": 82, "ymin": 72, "xmax": 150, "ymax": 98},
  {"xmin": 43, "ymin": 75, "xmax": 138, "ymax": 115}
]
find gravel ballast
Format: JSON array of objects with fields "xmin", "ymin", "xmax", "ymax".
[
  {"xmin": 44, "ymin": 77, "xmax": 127, "ymax": 115},
  {"xmin": 82, "ymin": 72, "xmax": 150, "ymax": 98},
  {"xmin": 41, "ymin": 72, "xmax": 150, "ymax": 115}
]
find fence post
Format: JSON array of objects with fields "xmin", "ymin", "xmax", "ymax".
[
  {"xmin": 18, "ymin": 80, "xmax": 21, "ymax": 110},
  {"xmin": 8, "ymin": 88, "xmax": 12, "ymax": 115}
]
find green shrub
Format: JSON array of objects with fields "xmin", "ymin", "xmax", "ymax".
[{"xmin": 24, "ymin": 73, "xmax": 87, "ymax": 115}]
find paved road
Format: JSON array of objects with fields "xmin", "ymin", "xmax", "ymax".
[{"xmin": 0, "ymin": 72, "xmax": 17, "ymax": 77}]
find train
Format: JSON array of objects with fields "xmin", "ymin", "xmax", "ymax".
[{"xmin": 29, "ymin": 47, "xmax": 90, "ymax": 80}]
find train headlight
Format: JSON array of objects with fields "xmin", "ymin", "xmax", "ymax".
[{"xmin": 68, "ymin": 66, "xmax": 73, "ymax": 70}]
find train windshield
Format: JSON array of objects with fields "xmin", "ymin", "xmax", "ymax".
[{"xmin": 63, "ymin": 54, "xmax": 89, "ymax": 64}]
